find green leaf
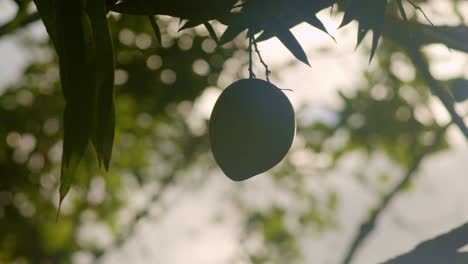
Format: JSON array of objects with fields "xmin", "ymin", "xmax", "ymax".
[
  {"xmin": 56, "ymin": 0, "xmax": 97, "ymax": 206},
  {"xmin": 33, "ymin": 0, "xmax": 58, "ymax": 45},
  {"xmin": 265, "ymin": 25, "xmax": 310, "ymax": 66},
  {"xmin": 148, "ymin": 16, "xmax": 162, "ymax": 45},
  {"xmin": 87, "ymin": 0, "xmax": 116, "ymax": 170}
]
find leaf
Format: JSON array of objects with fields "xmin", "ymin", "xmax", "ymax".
[
  {"xmin": 303, "ymin": 15, "xmax": 336, "ymax": 42},
  {"xmin": 448, "ymin": 78, "xmax": 468, "ymax": 103},
  {"xmin": 384, "ymin": 223, "xmax": 468, "ymax": 264},
  {"xmin": 265, "ymin": 24, "xmax": 310, "ymax": 66},
  {"xmin": 148, "ymin": 16, "xmax": 162, "ymax": 45},
  {"xmin": 339, "ymin": 0, "xmax": 388, "ymax": 62},
  {"xmin": 203, "ymin": 22, "xmax": 219, "ymax": 44},
  {"xmin": 179, "ymin": 19, "xmax": 203, "ymax": 31},
  {"xmin": 109, "ymin": 0, "xmax": 238, "ymax": 21},
  {"xmin": 396, "ymin": 0, "xmax": 408, "ymax": 21},
  {"xmin": 219, "ymin": 13, "xmax": 248, "ymax": 45},
  {"xmin": 33, "ymin": 0, "xmax": 58, "ymax": 45},
  {"xmin": 87, "ymin": 0, "xmax": 116, "ymax": 170},
  {"xmin": 56, "ymin": 0, "xmax": 98, "ymax": 207}
]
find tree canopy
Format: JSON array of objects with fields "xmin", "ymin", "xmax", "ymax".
[
  {"xmin": 22, "ymin": 0, "xmax": 466, "ymax": 206},
  {"xmin": 0, "ymin": 0, "xmax": 467, "ymax": 263}
]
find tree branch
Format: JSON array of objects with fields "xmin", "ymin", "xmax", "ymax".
[
  {"xmin": 92, "ymin": 174, "xmax": 174, "ymax": 263},
  {"xmin": 91, "ymin": 134, "xmax": 207, "ymax": 263},
  {"xmin": 382, "ymin": 18, "xmax": 468, "ymax": 139},
  {"xmin": 0, "ymin": 11, "xmax": 41, "ymax": 40},
  {"xmin": 405, "ymin": 48, "xmax": 468, "ymax": 138},
  {"xmin": 341, "ymin": 123, "xmax": 449, "ymax": 264}
]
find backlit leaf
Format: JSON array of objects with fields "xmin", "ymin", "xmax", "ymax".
[
  {"xmin": 87, "ymin": 0, "xmax": 116, "ymax": 170},
  {"xmin": 56, "ymin": 0, "xmax": 97, "ymax": 207},
  {"xmin": 265, "ymin": 25, "xmax": 310, "ymax": 66}
]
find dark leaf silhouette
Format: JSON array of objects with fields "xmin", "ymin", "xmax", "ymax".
[
  {"xmin": 35, "ymin": 0, "xmax": 115, "ymax": 206},
  {"xmin": 33, "ymin": 0, "xmax": 58, "ymax": 44},
  {"xmin": 219, "ymin": 13, "xmax": 248, "ymax": 45},
  {"xmin": 384, "ymin": 223, "xmax": 468, "ymax": 264},
  {"xmin": 87, "ymin": 0, "xmax": 115, "ymax": 170},
  {"xmin": 179, "ymin": 19, "xmax": 203, "ymax": 31},
  {"xmin": 55, "ymin": 0, "xmax": 97, "ymax": 207},
  {"xmin": 148, "ymin": 15, "xmax": 162, "ymax": 45},
  {"xmin": 29, "ymin": 0, "xmax": 468, "ymax": 209},
  {"xmin": 396, "ymin": 0, "xmax": 408, "ymax": 21},
  {"xmin": 110, "ymin": 0, "xmax": 237, "ymax": 21},
  {"xmin": 203, "ymin": 22, "xmax": 219, "ymax": 44},
  {"xmin": 340, "ymin": 0, "xmax": 388, "ymax": 62},
  {"xmin": 448, "ymin": 78, "xmax": 468, "ymax": 103},
  {"xmin": 265, "ymin": 24, "xmax": 310, "ymax": 65}
]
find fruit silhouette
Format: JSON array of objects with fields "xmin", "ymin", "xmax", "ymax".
[{"xmin": 209, "ymin": 79, "xmax": 295, "ymax": 181}]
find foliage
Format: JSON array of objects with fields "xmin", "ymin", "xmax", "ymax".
[
  {"xmin": 24, "ymin": 0, "xmax": 467, "ymax": 207},
  {"xmin": 0, "ymin": 0, "xmax": 467, "ymax": 263}
]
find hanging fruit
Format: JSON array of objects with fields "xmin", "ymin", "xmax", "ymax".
[{"xmin": 209, "ymin": 78, "xmax": 295, "ymax": 181}]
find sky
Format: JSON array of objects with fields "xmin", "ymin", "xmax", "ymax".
[{"xmin": 1, "ymin": 1, "xmax": 468, "ymax": 264}]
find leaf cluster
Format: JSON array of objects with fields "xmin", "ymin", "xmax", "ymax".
[{"xmin": 26, "ymin": 0, "xmax": 468, "ymax": 211}]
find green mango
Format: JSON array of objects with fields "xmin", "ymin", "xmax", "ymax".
[{"xmin": 209, "ymin": 79, "xmax": 296, "ymax": 181}]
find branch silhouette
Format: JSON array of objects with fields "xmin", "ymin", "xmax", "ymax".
[
  {"xmin": 384, "ymin": 223, "xmax": 468, "ymax": 264},
  {"xmin": 92, "ymin": 134, "xmax": 207, "ymax": 263},
  {"xmin": 0, "ymin": 12, "xmax": 40, "ymax": 39},
  {"xmin": 342, "ymin": 124, "xmax": 449, "ymax": 264}
]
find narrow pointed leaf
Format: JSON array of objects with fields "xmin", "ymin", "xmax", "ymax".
[
  {"xmin": 148, "ymin": 16, "xmax": 162, "ymax": 45},
  {"xmin": 267, "ymin": 25, "xmax": 309, "ymax": 65},
  {"xmin": 396, "ymin": 0, "xmax": 408, "ymax": 21},
  {"xmin": 56, "ymin": 0, "xmax": 97, "ymax": 206},
  {"xmin": 448, "ymin": 78, "xmax": 468, "ymax": 103},
  {"xmin": 219, "ymin": 13, "xmax": 248, "ymax": 45},
  {"xmin": 304, "ymin": 15, "xmax": 336, "ymax": 42},
  {"xmin": 179, "ymin": 19, "xmax": 203, "ymax": 31},
  {"xmin": 33, "ymin": 0, "xmax": 58, "ymax": 45},
  {"xmin": 87, "ymin": 0, "xmax": 116, "ymax": 170},
  {"xmin": 204, "ymin": 22, "xmax": 219, "ymax": 44},
  {"xmin": 339, "ymin": 4, "xmax": 356, "ymax": 28},
  {"xmin": 369, "ymin": 30, "xmax": 381, "ymax": 63},
  {"xmin": 356, "ymin": 24, "xmax": 368, "ymax": 48}
]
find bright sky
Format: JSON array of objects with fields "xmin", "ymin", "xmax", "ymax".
[{"xmin": 1, "ymin": 2, "xmax": 468, "ymax": 264}]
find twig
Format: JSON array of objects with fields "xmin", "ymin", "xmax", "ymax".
[
  {"xmin": 91, "ymin": 133, "xmax": 205, "ymax": 263},
  {"xmin": 382, "ymin": 18, "xmax": 468, "ymax": 140},
  {"xmin": 0, "ymin": 12, "xmax": 41, "ymax": 39},
  {"xmin": 406, "ymin": 0, "xmax": 434, "ymax": 26},
  {"xmin": 92, "ymin": 175, "xmax": 174, "ymax": 262},
  {"xmin": 406, "ymin": 48, "xmax": 468, "ymax": 139},
  {"xmin": 252, "ymin": 37, "xmax": 271, "ymax": 82},
  {"xmin": 248, "ymin": 31, "xmax": 256, "ymax": 79},
  {"xmin": 341, "ymin": 124, "xmax": 449, "ymax": 264}
]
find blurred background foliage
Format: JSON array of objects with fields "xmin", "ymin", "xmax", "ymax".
[{"xmin": 0, "ymin": 0, "xmax": 467, "ymax": 263}]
